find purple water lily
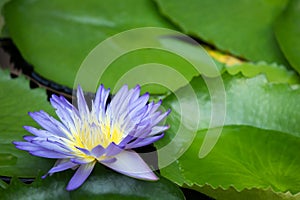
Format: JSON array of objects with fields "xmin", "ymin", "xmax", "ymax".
[{"xmin": 14, "ymin": 84, "xmax": 170, "ymax": 190}]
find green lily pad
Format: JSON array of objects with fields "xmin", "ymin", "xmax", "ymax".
[
  {"xmin": 155, "ymin": 68, "xmax": 300, "ymax": 197},
  {"xmin": 274, "ymin": 0, "xmax": 300, "ymax": 74},
  {"xmin": 3, "ymin": 0, "xmax": 187, "ymax": 92},
  {"xmin": 197, "ymin": 184, "xmax": 300, "ymax": 200},
  {"xmin": 179, "ymin": 126, "xmax": 300, "ymax": 193},
  {"xmin": 154, "ymin": 0, "xmax": 289, "ymax": 65},
  {"xmin": 226, "ymin": 62, "xmax": 300, "ymax": 84},
  {"xmin": 160, "ymin": 72, "xmax": 300, "ymax": 138},
  {"xmin": 0, "ymin": 70, "xmax": 54, "ymax": 177},
  {"xmin": 0, "ymin": 165, "xmax": 185, "ymax": 200}
]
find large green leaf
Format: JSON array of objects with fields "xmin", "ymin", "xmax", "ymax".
[
  {"xmin": 0, "ymin": 70, "xmax": 54, "ymax": 177},
  {"xmin": 0, "ymin": 165, "xmax": 185, "ymax": 200},
  {"xmin": 155, "ymin": 69, "xmax": 300, "ymax": 197},
  {"xmin": 226, "ymin": 62, "xmax": 300, "ymax": 84},
  {"xmin": 180, "ymin": 126, "xmax": 300, "ymax": 193},
  {"xmin": 274, "ymin": 0, "xmax": 300, "ymax": 74},
  {"xmin": 163, "ymin": 72, "xmax": 300, "ymax": 137},
  {"xmin": 154, "ymin": 0, "xmax": 289, "ymax": 65},
  {"xmin": 3, "ymin": 0, "xmax": 190, "ymax": 92},
  {"xmin": 197, "ymin": 184, "xmax": 300, "ymax": 200}
]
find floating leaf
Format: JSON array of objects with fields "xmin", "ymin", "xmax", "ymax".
[
  {"xmin": 162, "ymin": 72, "xmax": 300, "ymax": 137},
  {"xmin": 0, "ymin": 165, "xmax": 185, "ymax": 200},
  {"xmin": 3, "ymin": 0, "xmax": 188, "ymax": 92},
  {"xmin": 197, "ymin": 184, "xmax": 300, "ymax": 200},
  {"xmin": 156, "ymin": 69, "xmax": 300, "ymax": 197},
  {"xmin": 226, "ymin": 62, "xmax": 300, "ymax": 84},
  {"xmin": 0, "ymin": 70, "xmax": 54, "ymax": 177},
  {"xmin": 172, "ymin": 126, "xmax": 300, "ymax": 193},
  {"xmin": 154, "ymin": 0, "xmax": 289, "ymax": 65},
  {"xmin": 274, "ymin": 0, "xmax": 300, "ymax": 74}
]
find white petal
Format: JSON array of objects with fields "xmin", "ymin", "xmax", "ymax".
[
  {"xmin": 76, "ymin": 85, "xmax": 90, "ymax": 117},
  {"xmin": 101, "ymin": 150, "xmax": 158, "ymax": 181},
  {"xmin": 148, "ymin": 125, "xmax": 170, "ymax": 136}
]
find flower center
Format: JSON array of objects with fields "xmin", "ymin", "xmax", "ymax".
[{"xmin": 72, "ymin": 117, "xmax": 123, "ymax": 152}]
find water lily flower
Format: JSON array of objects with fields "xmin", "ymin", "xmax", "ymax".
[{"xmin": 14, "ymin": 84, "xmax": 170, "ymax": 190}]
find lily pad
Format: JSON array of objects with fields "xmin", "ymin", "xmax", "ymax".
[
  {"xmin": 197, "ymin": 184, "xmax": 300, "ymax": 200},
  {"xmin": 226, "ymin": 62, "xmax": 300, "ymax": 84},
  {"xmin": 274, "ymin": 0, "xmax": 300, "ymax": 74},
  {"xmin": 3, "ymin": 0, "xmax": 183, "ymax": 91},
  {"xmin": 155, "ymin": 68, "xmax": 300, "ymax": 197},
  {"xmin": 0, "ymin": 165, "xmax": 185, "ymax": 200},
  {"xmin": 177, "ymin": 126, "xmax": 300, "ymax": 193},
  {"xmin": 154, "ymin": 0, "xmax": 289, "ymax": 65},
  {"xmin": 0, "ymin": 70, "xmax": 54, "ymax": 177}
]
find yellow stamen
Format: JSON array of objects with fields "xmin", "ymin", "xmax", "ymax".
[{"xmin": 68, "ymin": 115, "xmax": 124, "ymax": 159}]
